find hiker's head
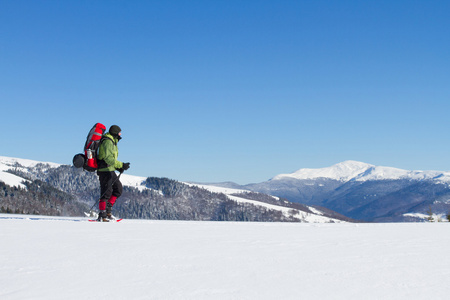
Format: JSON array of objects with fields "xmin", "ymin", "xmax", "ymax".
[{"xmin": 109, "ymin": 125, "xmax": 122, "ymax": 140}]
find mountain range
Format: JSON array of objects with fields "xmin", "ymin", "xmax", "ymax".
[
  {"xmin": 0, "ymin": 156, "xmax": 348, "ymax": 223},
  {"xmin": 204, "ymin": 160, "xmax": 450, "ymax": 222},
  {"xmin": 2, "ymin": 156, "xmax": 449, "ymax": 222}
]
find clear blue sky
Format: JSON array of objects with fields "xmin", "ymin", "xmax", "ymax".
[{"xmin": 1, "ymin": 0, "xmax": 449, "ymax": 184}]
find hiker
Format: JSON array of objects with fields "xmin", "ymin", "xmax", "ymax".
[{"xmin": 96, "ymin": 125, "xmax": 130, "ymax": 222}]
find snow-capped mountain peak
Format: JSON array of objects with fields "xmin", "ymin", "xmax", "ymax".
[
  {"xmin": 272, "ymin": 160, "xmax": 375, "ymax": 182},
  {"xmin": 271, "ymin": 160, "xmax": 445, "ymax": 183}
]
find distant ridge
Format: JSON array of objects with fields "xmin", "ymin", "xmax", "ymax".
[
  {"xmin": 271, "ymin": 160, "xmax": 447, "ymax": 183},
  {"xmin": 201, "ymin": 161, "xmax": 450, "ymax": 222}
]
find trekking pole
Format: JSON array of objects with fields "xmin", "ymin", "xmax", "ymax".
[{"xmin": 88, "ymin": 172, "xmax": 122, "ymax": 217}]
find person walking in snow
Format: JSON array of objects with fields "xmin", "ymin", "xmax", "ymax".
[{"xmin": 96, "ymin": 125, "xmax": 130, "ymax": 222}]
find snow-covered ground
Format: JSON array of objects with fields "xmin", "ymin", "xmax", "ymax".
[{"xmin": 1, "ymin": 215, "xmax": 449, "ymax": 299}]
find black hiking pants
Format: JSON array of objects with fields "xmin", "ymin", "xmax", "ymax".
[{"xmin": 98, "ymin": 171, "xmax": 123, "ymax": 201}]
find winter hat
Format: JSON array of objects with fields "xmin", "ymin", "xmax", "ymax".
[{"xmin": 109, "ymin": 125, "xmax": 122, "ymax": 137}]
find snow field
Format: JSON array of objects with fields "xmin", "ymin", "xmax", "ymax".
[{"xmin": 1, "ymin": 216, "xmax": 450, "ymax": 299}]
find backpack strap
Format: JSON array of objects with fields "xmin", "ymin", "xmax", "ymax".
[
  {"xmin": 96, "ymin": 135, "xmax": 116, "ymax": 170},
  {"xmin": 100, "ymin": 135, "xmax": 115, "ymax": 145}
]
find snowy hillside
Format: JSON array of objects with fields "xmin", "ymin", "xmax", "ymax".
[
  {"xmin": 1, "ymin": 215, "xmax": 449, "ymax": 299},
  {"xmin": 186, "ymin": 183, "xmax": 345, "ymax": 223},
  {"xmin": 272, "ymin": 160, "xmax": 446, "ymax": 182},
  {"xmin": 0, "ymin": 156, "xmax": 149, "ymax": 191},
  {"xmin": 0, "ymin": 156, "xmax": 61, "ymax": 188}
]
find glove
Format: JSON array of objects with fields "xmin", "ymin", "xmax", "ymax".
[{"xmin": 118, "ymin": 162, "xmax": 130, "ymax": 173}]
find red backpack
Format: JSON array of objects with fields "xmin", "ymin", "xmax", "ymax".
[{"xmin": 73, "ymin": 123, "xmax": 107, "ymax": 172}]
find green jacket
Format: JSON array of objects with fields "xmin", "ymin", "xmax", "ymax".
[{"xmin": 97, "ymin": 133, "xmax": 123, "ymax": 172}]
